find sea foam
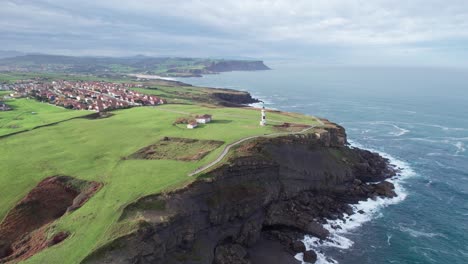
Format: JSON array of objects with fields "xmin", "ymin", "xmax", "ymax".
[{"xmin": 295, "ymin": 140, "xmax": 416, "ymax": 264}]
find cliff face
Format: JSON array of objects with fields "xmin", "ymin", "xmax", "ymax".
[
  {"xmin": 162, "ymin": 61, "xmax": 270, "ymax": 77},
  {"xmin": 211, "ymin": 91, "xmax": 259, "ymax": 106},
  {"xmin": 84, "ymin": 124, "xmax": 396, "ymax": 264}
]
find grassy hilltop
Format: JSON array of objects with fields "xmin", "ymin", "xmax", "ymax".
[
  {"xmin": 0, "ymin": 77, "xmax": 318, "ymax": 263},
  {"xmin": 0, "ymin": 99, "xmax": 89, "ymax": 136}
]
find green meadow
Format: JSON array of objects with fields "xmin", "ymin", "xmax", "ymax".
[
  {"xmin": 0, "ymin": 103, "xmax": 318, "ymax": 264},
  {"xmin": 0, "ymin": 72, "xmax": 132, "ymax": 83},
  {"xmin": 0, "ymin": 99, "xmax": 90, "ymax": 137},
  {"xmin": 130, "ymin": 86, "xmax": 207, "ymax": 104}
]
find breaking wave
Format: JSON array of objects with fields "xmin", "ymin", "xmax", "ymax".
[{"xmin": 295, "ymin": 140, "xmax": 416, "ymax": 264}]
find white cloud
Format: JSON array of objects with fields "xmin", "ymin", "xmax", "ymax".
[{"xmin": 1, "ymin": 0, "xmax": 468, "ymax": 65}]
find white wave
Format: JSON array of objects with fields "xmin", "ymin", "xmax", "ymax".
[
  {"xmin": 403, "ymin": 137, "xmax": 445, "ymax": 143},
  {"xmin": 343, "ymin": 120, "xmax": 468, "ymax": 132},
  {"xmin": 398, "ymin": 225, "xmax": 448, "ymax": 239},
  {"xmin": 295, "ymin": 251, "xmax": 338, "ymax": 264},
  {"xmin": 389, "ymin": 124, "xmax": 410, "ymax": 137},
  {"xmin": 248, "ymin": 97, "xmax": 278, "ymax": 110},
  {"xmin": 387, "ymin": 233, "xmax": 393, "ymax": 246},
  {"xmin": 296, "ymin": 140, "xmax": 416, "ymax": 264},
  {"xmin": 433, "ymin": 160, "xmax": 457, "ymax": 171},
  {"xmin": 454, "ymin": 141, "xmax": 466, "ymax": 155},
  {"xmin": 342, "ymin": 121, "xmax": 410, "ymax": 137},
  {"xmin": 445, "ymin": 137, "xmax": 468, "ymax": 141}
]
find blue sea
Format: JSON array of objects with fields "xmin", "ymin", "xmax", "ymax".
[{"xmin": 179, "ymin": 63, "xmax": 468, "ymax": 264}]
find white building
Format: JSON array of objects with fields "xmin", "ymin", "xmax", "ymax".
[
  {"xmin": 187, "ymin": 121, "xmax": 198, "ymax": 129},
  {"xmin": 195, "ymin": 114, "xmax": 212, "ymax": 124},
  {"xmin": 260, "ymin": 105, "xmax": 266, "ymax": 126}
]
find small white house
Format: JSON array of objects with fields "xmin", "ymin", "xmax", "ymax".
[
  {"xmin": 187, "ymin": 121, "xmax": 198, "ymax": 129},
  {"xmin": 195, "ymin": 114, "xmax": 212, "ymax": 124}
]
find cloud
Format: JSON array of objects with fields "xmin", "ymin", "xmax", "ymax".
[{"xmin": 1, "ymin": 0, "xmax": 468, "ymax": 65}]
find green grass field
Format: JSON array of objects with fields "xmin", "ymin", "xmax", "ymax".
[
  {"xmin": 0, "ymin": 72, "xmax": 134, "ymax": 83},
  {"xmin": 130, "ymin": 85, "xmax": 219, "ymax": 105},
  {"xmin": 0, "ymin": 104, "xmax": 317, "ymax": 264},
  {"xmin": 129, "ymin": 137, "xmax": 224, "ymax": 161},
  {"xmin": 0, "ymin": 99, "xmax": 90, "ymax": 136}
]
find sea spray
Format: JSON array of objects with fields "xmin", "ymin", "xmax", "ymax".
[{"xmin": 296, "ymin": 140, "xmax": 416, "ymax": 264}]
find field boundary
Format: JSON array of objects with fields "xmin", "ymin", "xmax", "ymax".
[{"xmin": 0, "ymin": 113, "xmax": 96, "ymax": 139}]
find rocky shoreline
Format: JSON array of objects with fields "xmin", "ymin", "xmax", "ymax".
[{"xmin": 83, "ymin": 121, "xmax": 398, "ymax": 264}]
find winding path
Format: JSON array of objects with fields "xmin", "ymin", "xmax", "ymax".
[{"xmin": 188, "ymin": 117, "xmax": 324, "ymax": 176}]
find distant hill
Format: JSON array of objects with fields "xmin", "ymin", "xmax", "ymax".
[
  {"xmin": 0, "ymin": 54, "xmax": 270, "ymax": 77},
  {"xmin": 0, "ymin": 50, "xmax": 25, "ymax": 59}
]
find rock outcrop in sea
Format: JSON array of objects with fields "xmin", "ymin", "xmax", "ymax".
[{"xmin": 83, "ymin": 121, "xmax": 397, "ymax": 264}]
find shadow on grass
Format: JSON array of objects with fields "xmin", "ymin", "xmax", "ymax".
[{"xmin": 209, "ymin": 119, "xmax": 232, "ymax": 124}]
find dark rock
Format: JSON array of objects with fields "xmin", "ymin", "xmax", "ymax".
[
  {"xmin": 331, "ymin": 224, "xmax": 342, "ymax": 230},
  {"xmin": 212, "ymin": 91, "xmax": 259, "ymax": 105},
  {"xmin": 214, "ymin": 244, "xmax": 250, "ymax": 264},
  {"xmin": 344, "ymin": 205, "xmax": 354, "ymax": 215},
  {"xmin": 353, "ymin": 179, "xmax": 362, "ymax": 185},
  {"xmin": 358, "ymin": 210, "xmax": 365, "ymax": 214},
  {"xmin": 303, "ymin": 250, "xmax": 318, "ymax": 263},
  {"xmin": 291, "ymin": 241, "xmax": 306, "ymax": 253},
  {"xmin": 373, "ymin": 181, "xmax": 397, "ymax": 198}
]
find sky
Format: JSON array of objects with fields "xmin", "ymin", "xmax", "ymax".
[{"xmin": 1, "ymin": 0, "xmax": 468, "ymax": 67}]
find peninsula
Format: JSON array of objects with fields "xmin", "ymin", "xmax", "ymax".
[
  {"xmin": 0, "ymin": 65, "xmax": 397, "ymax": 264},
  {"xmin": 0, "ymin": 55, "xmax": 270, "ymax": 78}
]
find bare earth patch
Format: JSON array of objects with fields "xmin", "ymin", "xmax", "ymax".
[
  {"xmin": 273, "ymin": 122, "xmax": 310, "ymax": 132},
  {"xmin": 0, "ymin": 176, "xmax": 102, "ymax": 263},
  {"xmin": 129, "ymin": 137, "xmax": 224, "ymax": 161}
]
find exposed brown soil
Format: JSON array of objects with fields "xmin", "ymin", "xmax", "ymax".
[
  {"xmin": 128, "ymin": 137, "xmax": 224, "ymax": 161},
  {"xmin": 273, "ymin": 122, "xmax": 310, "ymax": 132},
  {"xmin": 1, "ymin": 225, "xmax": 69, "ymax": 263},
  {"xmin": 0, "ymin": 176, "xmax": 102, "ymax": 263}
]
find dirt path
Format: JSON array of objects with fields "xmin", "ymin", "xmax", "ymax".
[{"xmin": 188, "ymin": 117, "xmax": 324, "ymax": 176}]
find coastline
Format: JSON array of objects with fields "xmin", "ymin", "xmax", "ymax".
[
  {"xmin": 1, "ymin": 72, "xmax": 415, "ymax": 264},
  {"xmin": 296, "ymin": 140, "xmax": 415, "ymax": 264},
  {"xmin": 82, "ymin": 92, "xmax": 405, "ymax": 264},
  {"xmin": 241, "ymin": 92, "xmax": 415, "ymax": 264},
  {"xmin": 143, "ymin": 66, "xmax": 466, "ymax": 264}
]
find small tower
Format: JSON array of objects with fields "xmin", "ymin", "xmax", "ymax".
[{"xmin": 260, "ymin": 103, "xmax": 266, "ymax": 126}]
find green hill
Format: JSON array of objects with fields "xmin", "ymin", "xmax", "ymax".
[{"xmin": 0, "ymin": 103, "xmax": 318, "ymax": 263}]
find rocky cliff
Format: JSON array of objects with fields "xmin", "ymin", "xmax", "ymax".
[
  {"xmin": 83, "ymin": 122, "xmax": 397, "ymax": 264},
  {"xmin": 211, "ymin": 91, "xmax": 259, "ymax": 106},
  {"xmin": 163, "ymin": 61, "xmax": 270, "ymax": 77}
]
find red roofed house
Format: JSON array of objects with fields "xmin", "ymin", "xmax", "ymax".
[{"xmin": 195, "ymin": 114, "xmax": 212, "ymax": 124}]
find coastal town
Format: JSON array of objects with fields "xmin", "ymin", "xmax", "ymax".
[{"xmin": 0, "ymin": 80, "xmax": 165, "ymax": 112}]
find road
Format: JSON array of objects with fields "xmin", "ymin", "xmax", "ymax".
[{"xmin": 188, "ymin": 117, "xmax": 324, "ymax": 176}]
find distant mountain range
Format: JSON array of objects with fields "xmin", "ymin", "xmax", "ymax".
[
  {"xmin": 0, "ymin": 50, "xmax": 25, "ymax": 59},
  {"xmin": 0, "ymin": 52, "xmax": 270, "ymax": 77}
]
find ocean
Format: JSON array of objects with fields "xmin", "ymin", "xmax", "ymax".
[{"xmin": 178, "ymin": 63, "xmax": 468, "ymax": 264}]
